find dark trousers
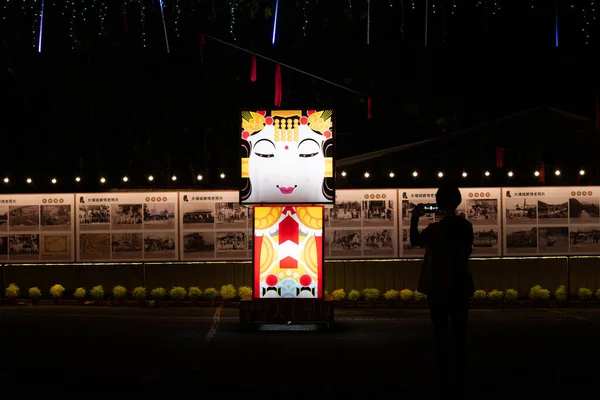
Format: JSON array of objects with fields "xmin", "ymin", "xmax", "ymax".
[{"xmin": 428, "ymin": 295, "xmax": 470, "ymax": 389}]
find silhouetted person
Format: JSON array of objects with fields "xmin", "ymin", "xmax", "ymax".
[{"xmin": 410, "ymin": 184, "xmax": 474, "ymax": 394}]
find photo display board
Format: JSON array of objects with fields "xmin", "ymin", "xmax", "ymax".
[
  {"xmin": 400, "ymin": 188, "xmax": 502, "ymax": 257},
  {"xmin": 240, "ymin": 109, "xmax": 335, "ymax": 205},
  {"xmin": 76, "ymin": 192, "xmax": 178, "ymax": 262},
  {"xmin": 179, "ymin": 191, "xmax": 251, "ymax": 260},
  {"xmin": 253, "ymin": 206, "xmax": 324, "ymax": 298},
  {"xmin": 325, "ymin": 189, "xmax": 398, "ymax": 259},
  {"xmin": 503, "ymin": 187, "xmax": 600, "ymax": 256},
  {"xmin": 0, "ymin": 194, "xmax": 75, "ymax": 263}
]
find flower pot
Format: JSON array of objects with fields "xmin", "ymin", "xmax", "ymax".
[
  {"xmin": 367, "ymin": 300, "xmax": 376, "ymax": 309},
  {"xmin": 349, "ymin": 301, "xmax": 358, "ymax": 308},
  {"xmin": 136, "ymin": 299, "xmax": 146, "ymax": 307},
  {"xmin": 53, "ymin": 297, "xmax": 62, "ymax": 305},
  {"xmin": 115, "ymin": 299, "xmax": 125, "ymax": 306},
  {"xmin": 173, "ymin": 299, "xmax": 182, "ymax": 307},
  {"xmin": 223, "ymin": 299, "xmax": 233, "ymax": 307},
  {"xmin": 31, "ymin": 297, "xmax": 40, "ymax": 306},
  {"xmin": 400, "ymin": 300, "xmax": 410, "ymax": 308},
  {"xmin": 7, "ymin": 298, "xmax": 17, "ymax": 305},
  {"xmin": 207, "ymin": 299, "xmax": 216, "ymax": 307},
  {"xmin": 190, "ymin": 298, "xmax": 199, "ymax": 306},
  {"xmin": 154, "ymin": 299, "xmax": 163, "ymax": 307},
  {"xmin": 76, "ymin": 298, "xmax": 86, "ymax": 305}
]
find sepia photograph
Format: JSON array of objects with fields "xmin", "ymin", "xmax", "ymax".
[
  {"xmin": 182, "ymin": 202, "xmax": 215, "ymax": 229},
  {"xmin": 466, "ymin": 199, "xmax": 498, "ymax": 225},
  {"xmin": 111, "ymin": 204, "xmax": 143, "ymax": 230},
  {"xmin": 111, "ymin": 233, "xmax": 143, "ymax": 259},
  {"xmin": 569, "ymin": 197, "xmax": 600, "ymax": 223},
  {"xmin": 0, "ymin": 205, "xmax": 7, "ymax": 231},
  {"xmin": 41, "ymin": 205, "xmax": 72, "ymax": 231},
  {"xmin": 362, "ymin": 229, "xmax": 394, "ymax": 256},
  {"xmin": 143, "ymin": 203, "xmax": 176, "ymax": 230},
  {"xmin": 215, "ymin": 231, "xmax": 248, "ymax": 259},
  {"xmin": 9, "ymin": 234, "xmax": 40, "ymax": 260},
  {"xmin": 402, "ymin": 200, "xmax": 436, "ymax": 223},
  {"xmin": 472, "ymin": 228, "xmax": 499, "ymax": 256},
  {"xmin": 329, "ymin": 229, "xmax": 362, "ymax": 257},
  {"xmin": 401, "ymin": 228, "xmax": 425, "ymax": 257},
  {"xmin": 0, "ymin": 235, "xmax": 7, "ymax": 260},
  {"xmin": 538, "ymin": 227, "xmax": 569, "ymax": 254},
  {"xmin": 9, "ymin": 205, "xmax": 40, "ymax": 231},
  {"xmin": 362, "ymin": 200, "xmax": 394, "ymax": 226},
  {"xmin": 41, "ymin": 234, "xmax": 71, "ymax": 260},
  {"xmin": 505, "ymin": 227, "xmax": 538, "ymax": 254},
  {"xmin": 144, "ymin": 233, "xmax": 176, "ymax": 259},
  {"xmin": 330, "ymin": 201, "xmax": 361, "ymax": 227},
  {"xmin": 570, "ymin": 228, "xmax": 600, "ymax": 253},
  {"xmin": 79, "ymin": 204, "xmax": 110, "ymax": 231},
  {"xmin": 504, "ymin": 198, "xmax": 537, "ymax": 225},
  {"xmin": 79, "ymin": 233, "xmax": 111, "ymax": 260},
  {"xmin": 537, "ymin": 197, "xmax": 569, "ymax": 225},
  {"xmin": 215, "ymin": 202, "xmax": 248, "ymax": 229},
  {"xmin": 183, "ymin": 232, "xmax": 215, "ymax": 259}
]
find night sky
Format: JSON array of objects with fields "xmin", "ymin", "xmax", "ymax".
[{"xmin": 1, "ymin": 0, "xmax": 599, "ymax": 193}]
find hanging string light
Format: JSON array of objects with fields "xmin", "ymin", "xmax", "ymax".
[
  {"xmin": 583, "ymin": 3, "xmax": 590, "ymax": 44},
  {"xmin": 174, "ymin": 0, "xmax": 181, "ymax": 38},
  {"xmin": 302, "ymin": 0, "xmax": 308, "ymax": 36},
  {"xmin": 141, "ymin": 0, "xmax": 147, "ymax": 47},
  {"xmin": 451, "ymin": 0, "xmax": 456, "ymax": 15},
  {"xmin": 100, "ymin": 0, "xmax": 108, "ymax": 36},
  {"xmin": 2, "ymin": 0, "xmax": 8, "ymax": 21},
  {"xmin": 399, "ymin": 0, "xmax": 405, "ymax": 38},
  {"xmin": 229, "ymin": 2, "xmax": 237, "ymax": 41},
  {"xmin": 432, "ymin": 0, "xmax": 436, "ymax": 14},
  {"xmin": 69, "ymin": 0, "xmax": 76, "ymax": 50},
  {"xmin": 411, "ymin": 0, "xmax": 415, "ymax": 10},
  {"xmin": 31, "ymin": 0, "xmax": 38, "ymax": 49}
]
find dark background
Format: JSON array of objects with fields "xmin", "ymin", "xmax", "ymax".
[{"xmin": 1, "ymin": 0, "xmax": 599, "ymax": 193}]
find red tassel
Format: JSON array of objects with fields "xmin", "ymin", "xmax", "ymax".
[
  {"xmin": 367, "ymin": 97, "xmax": 372, "ymax": 119},
  {"xmin": 274, "ymin": 63, "xmax": 282, "ymax": 107},
  {"xmin": 199, "ymin": 34, "xmax": 206, "ymax": 62},
  {"xmin": 496, "ymin": 147, "xmax": 504, "ymax": 168},
  {"xmin": 250, "ymin": 54, "xmax": 257, "ymax": 82},
  {"xmin": 121, "ymin": 5, "xmax": 129, "ymax": 33},
  {"xmin": 539, "ymin": 163, "xmax": 546, "ymax": 184}
]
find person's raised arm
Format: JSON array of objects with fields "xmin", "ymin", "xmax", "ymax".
[{"xmin": 410, "ymin": 204, "xmax": 429, "ymax": 247}]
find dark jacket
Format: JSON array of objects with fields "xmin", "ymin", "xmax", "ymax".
[{"xmin": 411, "ymin": 215, "xmax": 475, "ymax": 299}]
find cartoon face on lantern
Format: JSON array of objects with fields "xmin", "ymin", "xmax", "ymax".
[
  {"xmin": 240, "ymin": 110, "xmax": 334, "ymax": 204},
  {"xmin": 253, "ymin": 206, "xmax": 324, "ymax": 299}
]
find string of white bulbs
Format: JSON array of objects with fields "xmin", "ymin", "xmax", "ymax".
[
  {"xmin": 339, "ymin": 169, "xmax": 587, "ymax": 179},
  {"xmin": 1, "ymin": 173, "xmax": 227, "ymax": 185}
]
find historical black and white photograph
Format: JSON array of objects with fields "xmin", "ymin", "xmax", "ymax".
[
  {"xmin": 505, "ymin": 227, "xmax": 538, "ymax": 254},
  {"xmin": 402, "ymin": 200, "xmax": 436, "ymax": 223},
  {"xmin": 570, "ymin": 228, "xmax": 600, "ymax": 253},
  {"xmin": 466, "ymin": 199, "xmax": 498, "ymax": 225},
  {"xmin": 505, "ymin": 198, "xmax": 537, "ymax": 225},
  {"xmin": 78, "ymin": 204, "xmax": 110, "ymax": 231},
  {"xmin": 143, "ymin": 203, "xmax": 176, "ymax": 230},
  {"xmin": 472, "ymin": 228, "xmax": 500, "ymax": 256},
  {"xmin": 0, "ymin": 206, "xmax": 7, "ymax": 232},
  {"xmin": 79, "ymin": 233, "xmax": 111, "ymax": 260},
  {"xmin": 569, "ymin": 197, "xmax": 600, "ymax": 223},
  {"xmin": 111, "ymin": 204, "xmax": 143, "ymax": 230},
  {"xmin": 9, "ymin": 234, "xmax": 40, "ymax": 260},
  {"xmin": 40, "ymin": 205, "xmax": 72, "ymax": 231},
  {"xmin": 41, "ymin": 234, "xmax": 71, "ymax": 260},
  {"xmin": 362, "ymin": 229, "xmax": 394, "ymax": 256},
  {"xmin": 111, "ymin": 233, "xmax": 143, "ymax": 259},
  {"xmin": 538, "ymin": 227, "xmax": 569, "ymax": 254},
  {"xmin": 9, "ymin": 205, "xmax": 40, "ymax": 231},
  {"xmin": 329, "ymin": 230, "xmax": 361, "ymax": 257},
  {"xmin": 537, "ymin": 198, "xmax": 569, "ymax": 225},
  {"xmin": 144, "ymin": 233, "xmax": 176, "ymax": 259},
  {"xmin": 401, "ymin": 229, "xmax": 425, "ymax": 257},
  {"xmin": 330, "ymin": 201, "xmax": 361, "ymax": 227},
  {"xmin": 182, "ymin": 202, "xmax": 215, "ymax": 229},
  {"xmin": 0, "ymin": 235, "xmax": 8, "ymax": 260},
  {"xmin": 183, "ymin": 232, "xmax": 215, "ymax": 259},
  {"xmin": 215, "ymin": 202, "xmax": 248, "ymax": 229},
  {"xmin": 215, "ymin": 231, "xmax": 247, "ymax": 259},
  {"xmin": 362, "ymin": 200, "xmax": 394, "ymax": 226}
]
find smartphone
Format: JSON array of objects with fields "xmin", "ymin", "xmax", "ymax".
[{"xmin": 420, "ymin": 203, "xmax": 439, "ymax": 212}]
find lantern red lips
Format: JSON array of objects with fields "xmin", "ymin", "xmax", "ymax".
[{"xmin": 277, "ymin": 185, "xmax": 297, "ymax": 194}]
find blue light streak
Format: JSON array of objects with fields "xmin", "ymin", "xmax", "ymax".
[{"xmin": 272, "ymin": 0, "xmax": 280, "ymax": 45}]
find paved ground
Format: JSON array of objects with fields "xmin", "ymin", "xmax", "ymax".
[{"xmin": 0, "ymin": 305, "xmax": 599, "ymax": 397}]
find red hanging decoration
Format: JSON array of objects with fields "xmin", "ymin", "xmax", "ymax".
[
  {"xmin": 121, "ymin": 4, "xmax": 129, "ymax": 33},
  {"xmin": 367, "ymin": 96, "xmax": 372, "ymax": 119},
  {"xmin": 496, "ymin": 147, "xmax": 504, "ymax": 168},
  {"xmin": 539, "ymin": 162, "xmax": 546, "ymax": 184},
  {"xmin": 250, "ymin": 54, "xmax": 257, "ymax": 82},
  {"xmin": 199, "ymin": 34, "xmax": 206, "ymax": 62},
  {"xmin": 274, "ymin": 63, "xmax": 282, "ymax": 107}
]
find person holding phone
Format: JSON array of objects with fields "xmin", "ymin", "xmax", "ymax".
[{"xmin": 410, "ymin": 184, "xmax": 475, "ymax": 393}]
